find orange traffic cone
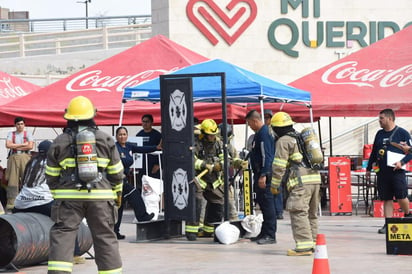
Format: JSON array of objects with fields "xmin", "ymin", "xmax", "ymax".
[{"xmin": 312, "ymin": 234, "xmax": 330, "ymax": 274}]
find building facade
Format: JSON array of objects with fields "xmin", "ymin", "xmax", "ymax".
[{"xmin": 152, "ymin": 0, "xmax": 411, "ymax": 84}]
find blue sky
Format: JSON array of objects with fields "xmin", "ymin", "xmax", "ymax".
[{"xmin": 0, "ymin": 0, "xmax": 151, "ymax": 19}]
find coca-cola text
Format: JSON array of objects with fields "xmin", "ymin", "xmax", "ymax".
[
  {"xmin": 0, "ymin": 77, "xmax": 30, "ymax": 99},
  {"xmin": 66, "ymin": 68, "xmax": 180, "ymax": 93},
  {"xmin": 322, "ymin": 61, "xmax": 412, "ymax": 88}
]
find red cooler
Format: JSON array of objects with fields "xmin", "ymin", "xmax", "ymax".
[{"xmin": 328, "ymin": 157, "xmax": 352, "ymax": 215}]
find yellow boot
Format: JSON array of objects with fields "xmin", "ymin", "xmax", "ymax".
[
  {"xmin": 6, "ymin": 199, "xmax": 15, "ymax": 212},
  {"xmin": 73, "ymin": 256, "xmax": 86, "ymax": 264},
  {"xmin": 287, "ymin": 249, "xmax": 313, "ymax": 256}
]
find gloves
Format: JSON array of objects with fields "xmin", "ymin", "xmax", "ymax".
[
  {"xmin": 241, "ymin": 160, "xmax": 249, "ymax": 170},
  {"xmin": 232, "ymin": 158, "xmax": 247, "ymax": 169},
  {"xmin": 218, "ymin": 153, "xmax": 224, "ymax": 162},
  {"xmin": 115, "ymin": 194, "xmax": 122, "ymax": 207},
  {"xmin": 205, "ymin": 164, "xmax": 214, "ymax": 173},
  {"xmin": 213, "ymin": 162, "xmax": 222, "ymax": 171},
  {"xmin": 270, "ymin": 187, "xmax": 280, "ymax": 195}
]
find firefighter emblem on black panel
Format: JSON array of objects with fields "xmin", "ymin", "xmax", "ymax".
[
  {"xmin": 172, "ymin": 168, "xmax": 189, "ymax": 210},
  {"xmin": 169, "ymin": 89, "xmax": 187, "ymax": 132}
]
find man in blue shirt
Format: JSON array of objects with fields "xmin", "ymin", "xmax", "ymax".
[
  {"xmin": 136, "ymin": 114, "xmax": 162, "ymax": 179},
  {"xmin": 246, "ymin": 110, "xmax": 276, "ymax": 244},
  {"xmin": 366, "ymin": 109, "xmax": 412, "ymax": 234}
]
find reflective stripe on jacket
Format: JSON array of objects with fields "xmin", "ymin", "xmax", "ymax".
[
  {"xmin": 272, "ymin": 134, "xmax": 320, "ymax": 191},
  {"xmin": 45, "ymin": 128, "xmax": 124, "ymax": 200}
]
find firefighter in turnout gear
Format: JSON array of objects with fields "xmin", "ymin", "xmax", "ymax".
[
  {"xmin": 271, "ymin": 112, "xmax": 321, "ymax": 256},
  {"xmin": 46, "ymin": 96, "xmax": 124, "ymax": 273},
  {"xmin": 186, "ymin": 119, "xmax": 225, "ymax": 241}
]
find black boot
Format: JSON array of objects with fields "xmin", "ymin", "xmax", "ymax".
[
  {"xmin": 139, "ymin": 212, "xmax": 155, "ymax": 222},
  {"xmin": 116, "ymin": 232, "xmax": 126, "ymax": 240},
  {"xmin": 186, "ymin": 232, "xmax": 197, "ymax": 241}
]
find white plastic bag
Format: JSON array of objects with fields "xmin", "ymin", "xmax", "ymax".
[
  {"xmin": 241, "ymin": 213, "xmax": 263, "ymax": 238},
  {"xmin": 215, "ymin": 221, "xmax": 240, "ymax": 245},
  {"xmin": 141, "ymin": 175, "xmax": 163, "ymax": 220}
]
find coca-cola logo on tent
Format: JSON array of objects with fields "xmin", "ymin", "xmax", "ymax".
[
  {"xmin": 322, "ymin": 61, "xmax": 412, "ymax": 88},
  {"xmin": 186, "ymin": 0, "xmax": 257, "ymax": 45},
  {"xmin": 65, "ymin": 68, "xmax": 179, "ymax": 93}
]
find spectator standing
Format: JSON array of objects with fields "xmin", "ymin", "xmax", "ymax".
[
  {"xmin": 245, "ymin": 110, "xmax": 277, "ymax": 245},
  {"xmin": 366, "ymin": 108, "xmax": 412, "ymax": 234},
  {"xmin": 136, "ymin": 114, "xmax": 162, "ymax": 179},
  {"xmin": 45, "ymin": 96, "xmax": 123, "ymax": 273},
  {"xmin": 5, "ymin": 117, "xmax": 34, "ymax": 210},
  {"xmin": 114, "ymin": 126, "xmax": 157, "ymax": 239},
  {"xmin": 264, "ymin": 109, "xmax": 284, "ymax": 220},
  {"xmin": 271, "ymin": 111, "xmax": 320, "ymax": 256}
]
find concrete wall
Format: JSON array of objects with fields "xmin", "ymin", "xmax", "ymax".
[{"xmin": 0, "ymin": 48, "xmax": 125, "ymax": 79}]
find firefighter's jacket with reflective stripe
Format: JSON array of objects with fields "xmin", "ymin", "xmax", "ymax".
[
  {"xmin": 272, "ymin": 134, "xmax": 320, "ymax": 191},
  {"xmin": 46, "ymin": 129, "xmax": 124, "ymax": 200},
  {"xmin": 193, "ymin": 136, "xmax": 223, "ymax": 190}
]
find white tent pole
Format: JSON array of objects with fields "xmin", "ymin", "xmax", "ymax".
[
  {"xmin": 259, "ymin": 98, "xmax": 264, "ymax": 119},
  {"xmin": 309, "ymin": 105, "xmax": 314, "ymax": 128},
  {"xmin": 119, "ymin": 101, "xmax": 125, "ymax": 127}
]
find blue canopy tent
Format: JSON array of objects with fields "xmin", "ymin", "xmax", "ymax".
[
  {"xmin": 123, "ymin": 59, "xmax": 312, "ymax": 120},
  {"xmin": 122, "ymin": 59, "xmax": 312, "ymax": 221}
]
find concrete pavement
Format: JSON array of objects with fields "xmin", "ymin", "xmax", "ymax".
[{"xmin": 8, "ymin": 208, "xmax": 412, "ymax": 274}]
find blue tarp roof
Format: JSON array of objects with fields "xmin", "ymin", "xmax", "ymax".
[{"xmin": 123, "ymin": 59, "xmax": 311, "ymax": 105}]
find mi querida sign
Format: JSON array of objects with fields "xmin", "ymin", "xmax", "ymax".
[{"xmin": 186, "ymin": 0, "xmax": 412, "ymax": 57}]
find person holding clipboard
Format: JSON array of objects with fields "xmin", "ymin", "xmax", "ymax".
[{"xmin": 366, "ymin": 109, "xmax": 412, "ymax": 234}]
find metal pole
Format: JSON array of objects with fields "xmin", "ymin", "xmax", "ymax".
[
  {"xmin": 119, "ymin": 99, "xmax": 125, "ymax": 127},
  {"xmin": 85, "ymin": 0, "xmax": 89, "ymax": 29},
  {"xmin": 85, "ymin": 0, "xmax": 91, "ymax": 29},
  {"xmin": 259, "ymin": 97, "xmax": 264, "ymax": 120},
  {"xmin": 317, "ymin": 119, "xmax": 323, "ymax": 149},
  {"xmin": 77, "ymin": 0, "xmax": 91, "ymax": 29},
  {"xmin": 329, "ymin": 117, "xmax": 333, "ymax": 156},
  {"xmin": 221, "ymin": 73, "xmax": 229, "ymax": 221}
]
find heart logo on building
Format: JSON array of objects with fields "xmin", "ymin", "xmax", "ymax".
[{"xmin": 186, "ymin": 0, "xmax": 257, "ymax": 45}]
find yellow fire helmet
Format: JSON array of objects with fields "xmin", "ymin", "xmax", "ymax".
[
  {"xmin": 200, "ymin": 118, "xmax": 219, "ymax": 135},
  {"xmin": 271, "ymin": 111, "xmax": 294, "ymax": 127},
  {"xmin": 64, "ymin": 96, "xmax": 96, "ymax": 121}
]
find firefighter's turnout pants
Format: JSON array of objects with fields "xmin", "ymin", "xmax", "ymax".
[
  {"xmin": 5, "ymin": 153, "xmax": 31, "ymax": 205},
  {"xmin": 286, "ymin": 183, "xmax": 320, "ymax": 251},
  {"xmin": 48, "ymin": 200, "xmax": 121, "ymax": 273},
  {"xmin": 186, "ymin": 183, "xmax": 224, "ymax": 237}
]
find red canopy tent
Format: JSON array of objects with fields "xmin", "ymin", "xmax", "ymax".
[
  {"xmin": 0, "ymin": 71, "xmax": 41, "ymax": 106},
  {"xmin": 283, "ymin": 26, "xmax": 412, "ymax": 118},
  {"xmin": 0, "ymin": 35, "xmax": 246, "ymax": 127}
]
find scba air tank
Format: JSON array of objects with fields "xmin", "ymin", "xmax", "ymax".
[
  {"xmin": 301, "ymin": 127, "xmax": 323, "ymax": 165},
  {"xmin": 76, "ymin": 129, "xmax": 98, "ymax": 183}
]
